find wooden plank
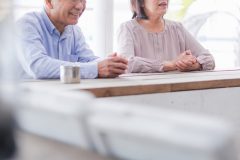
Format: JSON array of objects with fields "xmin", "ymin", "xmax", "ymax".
[
  {"xmin": 81, "ymin": 78, "xmax": 240, "ymax": 97},
  {"xmin": 20, "ymin": 70, "xmax": 240, "ymax": 97},
  {"xmin": 82, "ymin": 84, "xmax": 171, "ymax": 97},
  {"xmin": 170, "ymin": 78, "xmax": 240, "ymax": 92}
]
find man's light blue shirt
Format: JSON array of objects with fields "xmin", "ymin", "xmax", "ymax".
[{"xmin": 17, "ymin": 10, "xmax": 100, "ymax": 79}]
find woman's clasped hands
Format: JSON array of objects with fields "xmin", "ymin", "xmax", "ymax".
[
  {"xmin": 163, "ymin": 50, "xmax": 201, "ymax": 72},
  {"xmin": 175, "ymin": 50, "xmax": 201, "ymax": 71}
]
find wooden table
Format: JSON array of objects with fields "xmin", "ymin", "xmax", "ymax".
[
  {"xmin": 20, "ymin": 70, "xmax": 240, "ymax": 97},
  {"xmin": 18, "ymin": 70, "xmax": 240, "ymax": 158}
]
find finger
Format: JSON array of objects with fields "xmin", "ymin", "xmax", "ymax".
[
  {"xmin": 176, "ymin": 60, "xmax": 189, "ymax": 69},
  {"xmin": 185, "ymin": 50, "xmax": 192, "ymax": 55},
  {"xmin": 176, "ymin": 62, "xmax": 191, "ymax": 72},
  {"xmin": 187, "ymin": 57, "xmax": 196, "ymax": 64},
  {"xmin": 175, "ymin": 62, "xmax": 185, "ymax": 71},
  {"xmin": 178, "ymin": 52, "xmax": 190, "ymax": 61},
  {"xmin": 182, "ymin": 59, "xmax": 194, "ymax": 66},
  {"xmin": 110, "ymin": 62, "xmax": 128, "ymax": 70},
  {"xmin": 176, "ymin": 64, "xmax": 190, "ymax": 72},
  {"xmin": 190, "ymin": 62, "xmax": 201, "ymax": 71},
  {"xmin": 110, "ymin": 56, "xmax": 128, "ymax": 64},
  {"xmin": 181, "ymin": 55, "xmax": 196, "ymax": 65},
  {"xmin": 108, "ymin": 52, "xmax": 117, "ymax": 57},
  {"xmin": 109, "ymin": 68, "xmax": 126, "ymax": 75},
  {"xmin": 176, "ymin": 64, "xmax": 185, "ymax": 71},
  {"xmin": 118, "ymin": 54, "xmax": 127, "ymax": 59},
  {"xmin": 187, "ymin": 58, "xmax": 197, "ymax": 65},
  {"xmin": 187, "ymin": 55, "xmax": 197, "ymax": 62}
]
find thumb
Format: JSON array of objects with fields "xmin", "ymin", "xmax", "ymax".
[
  {"xmin": 108, "ymin": 52, "xmax": 117, "ymax": 57},
  {"xmin": 185, "ymin": 50, "xmax": 192, "ymax": 55}
]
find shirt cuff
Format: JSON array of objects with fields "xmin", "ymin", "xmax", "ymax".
[
  {"xmin": 78, "ymin": 62, "xmax": 98, "ymax": 79},
  {"xmin": 93, "ymin": 57, "xmax": 104, "ymax": 62},
  {"xmin": 196, "ymin": 55, "xmax": 214, "ymax": 71}
]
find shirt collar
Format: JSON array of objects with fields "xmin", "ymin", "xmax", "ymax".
[
  {"xmin": 61, "ymin": 26, "xmax": 72, "ymax": 39},
  {"xmin": 41, "ymin": 9, "xmax": 56, "ymax": 35}
]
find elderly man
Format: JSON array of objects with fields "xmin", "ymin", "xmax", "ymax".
[{"xmin": 17, "ymin": 0, "xmax": 128, "ymax": 79}]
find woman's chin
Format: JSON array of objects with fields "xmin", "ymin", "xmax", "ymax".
[{"xmin": 158, "ymin": 10, "xmax": 167, "ymax": 17}]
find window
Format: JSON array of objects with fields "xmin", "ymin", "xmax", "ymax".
[
  {"xmin": 13, "ymin": 0, "xmax": 43, "ymax": 19},
  {"xmin": 183, "ymin": 0, "xmax": 240, "ymax": 69}
]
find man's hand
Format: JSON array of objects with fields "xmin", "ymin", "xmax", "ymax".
[{"xmin": 98, "ymin": 53, "xmax": 128, "ymax": 78}]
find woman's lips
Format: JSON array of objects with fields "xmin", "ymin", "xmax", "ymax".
[{"xmin": 159, "ymin": 2, "xmax": 168, "ymax": 6}]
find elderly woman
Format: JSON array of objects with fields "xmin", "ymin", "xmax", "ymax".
[{"xmin": 117, "ymin": 0, "xmax": 215, "ymax": 73}]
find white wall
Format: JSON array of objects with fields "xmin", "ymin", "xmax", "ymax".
[{"xmin": 102, "ymin": 87, "xmax": 240, "ymax": 133}]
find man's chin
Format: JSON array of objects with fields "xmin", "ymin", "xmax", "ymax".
[{"xmin": 69, "ymin": 20, "xmax": 78, "ymax": 25}]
